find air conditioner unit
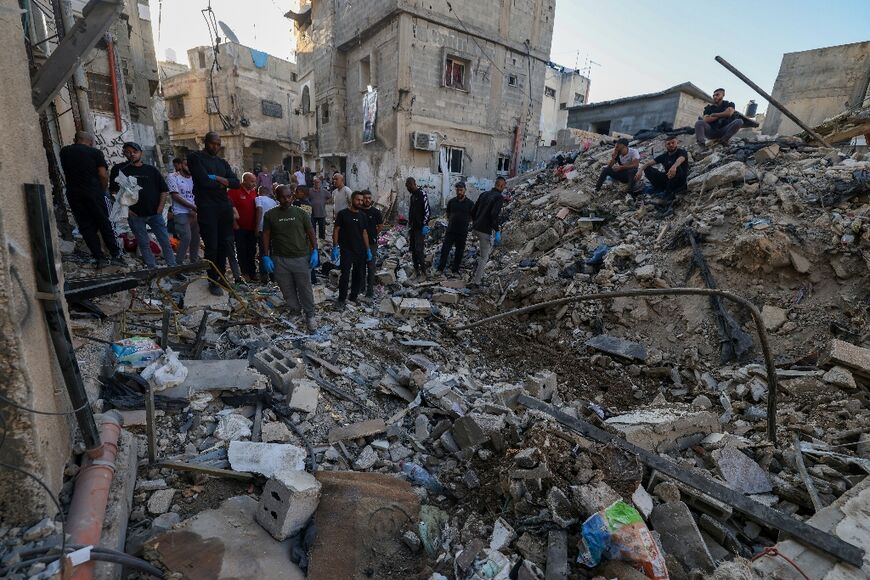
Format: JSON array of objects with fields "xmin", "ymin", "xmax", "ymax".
[{"xmin": 412, "ymin": 131, "xmax": 437, "ymax": 151}]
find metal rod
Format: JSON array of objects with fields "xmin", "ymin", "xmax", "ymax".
[
  {"xmin": 144, "ymin": 380, "xmax": 156, "ymax": 464},
  {"xmin": 714, "ymin": 56, "xmax": 831, "ymax": 147},
  {"xmin": 160, "ymin": 307, "xmax": 170, "ymax": 350},
  {"xmin": 25, "ymin": 184, "xmax": 101, "ymax": 451},
  {"xmin": 454, "ymin": 287, "xmax": 780, "ymax": 444},
  {"xmin": 518, "ymin": 395, "xmax": 865, "ymax": 567},
  {"xmin": 792, "ymin": 433, "xmax": 824, "ymax": 513}
]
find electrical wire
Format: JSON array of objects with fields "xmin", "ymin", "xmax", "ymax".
[
  {"xmin": 445, "ymin": 0, "xmax": 507, "ymax": 77},
  {"xmin": 0, "ymin": 393, "xmax": 92, "ymax": 416}
]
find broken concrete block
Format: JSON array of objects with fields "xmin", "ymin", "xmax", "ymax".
[
  {"xmin": 571, "ymin": 481, "xmax": 621, "ymax": 516},
  {"xmin": 160, "ymin": 359, "xmax": 261, "ymax": 399},
  {"xmin": 526, "ymin": 371, "xmax": 558, "ymax": 400},
  {"xmin": 375, "ymin": 270, "xmax": 396, "ymax": 285},
  {"xmin": 820, "ymin": 339, "xmax": 870, "ymax": 379},
  {"xmin": 754, "ymin": 143, "xmax": 780, "ymax": 163},
  {"xmin": 788, "ymin": 249, "xmax": 811, "ymax": 274},
  {"xmin": 547, "ymin": 487, "xmax": 577, "ymax": 528},
  {"xmin": 255, "ymin": 469, "xmax": 322, "ymax": 540},
  {"xmin": 227, "ymin": 441, "xmax": 306, "ymax": 477},
  {"xmin": 288, "ymin": 378, "xmax": 320, "ymax": 413},
  {"xmin": 585, "ymin": 334, "xmax": 647, "ymax": 362},
  {"xmin": 147, "ymin": 489, "xmax": 176, "ymax": 515},
  {"xmin": 514, "ymin": 447, "xmax": 541, "ymax": 468},
  {"xmin": 556, "ymin": 188, "xmax": 591, "ymax": 210},
  {"xmin": 183, "ymin": 279, "xmax": 231, "ymax": 311},
  {"xmin": 605, "ymin": 407, "xmax": 720, "ymax": 452},
  {"xmin": 688, "ymin": 160, "xmax": 752, "ymax": 189},
  {"xmin": 23, "ymin": 517, "xmax": 56, "ymax": 541},
  {"xmin": 260, "ymin": 421, "xmax": 292, "ymax": 443},
  {"xmin": 327, "ymin": 419, "xmax": 387, "ymax": 443},
  {"xmin": 451, "ymin": 415, "xmax": 489, "ymax": 449},
  {"xmin": 545, "ymin": 530, "xmax": 568, "ymax": 580},
  {"xmin": 251, "ymin": 346, "xmax": 306, "ymax": 395},
  {"xmin": 634, "ymin": 264, "xmax": 656, "ymax": 280},
  {"xmin": 431, "ymin": 292, "xmax": 460, "ymax": 304},
  {"xmin": 761, "ymin": 304, "xmax": 788, "ymax": 331},
  {"xmin": 632, "ymin": 484, "xmax": 654, "ymax": 519},
  {"xmin": 214, "ymin": 413, "xmax": 253, "ymax": 441},
  {"xmin": 151, "ymin": 512, "xmax": 181, "ymax": 534},
  {"xmin": 396, "ymin": 298, "xmax": 432, "ymax": 316},
  {"xmin": 822, "ymin": 365, "xmax": 857, "ymax": 390},
  {"xmin": 651, "ymin": 501, "xmax": 715, "ymax": 573},
  {"xmin": 515, "ymin": 532, "xmax": 546, "ymax": 565},
  {"xmin": 712, "ymin": 446, "xmax": 772, "ymax": 494},
  {"xmin": 489, "ymin": 517, "xmax": 516, "ymax": 552}
]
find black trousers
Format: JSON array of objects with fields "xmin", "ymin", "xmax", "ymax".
[
  {"xmin": 67, "ymin": 191, "xmax": 119, "ymax": 259},
  {"xmin": 338, "ymin": 251, "xmax": 365, "ymax": 301},
  {"xmin": 234, "ymin": 229, "xmax": 257, "ymax": 279},
  {"xmin": 644, "ymin": 167, "xmax": 687, "ymax": 197},
  {"xmin": 438, "ymin": 230, "xmax": 466, "ymax": 273},
  {"xmin": 596, "ymin": 166, "xmax": 637, "ymax": 190},
  {"xmin": 197, "ymin": 200, "xmax": 234, "ymax": 285},
  {"xmin": 312, "ymin": 217, "xmax": 326, "ymax": 239},
  {"xmin": 410, "ymin": 228, "xmax": 426, "ymax": 272}
]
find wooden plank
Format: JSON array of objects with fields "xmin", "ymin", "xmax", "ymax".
[{"xmin": 158, "ymin": 460, "xmax": 253, "ymax": 481}]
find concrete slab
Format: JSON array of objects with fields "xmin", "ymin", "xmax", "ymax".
[
  {"xmin": 585, "ymin": 334, "xmax": 648, "ymax": 362},
  {"xmin": 327, "ymin": 419, "xmax": 387, "ymax": 443},
  {"xmin": 822, "ymin": 339, "xmax": 870, "ymax": 379},
  {"xmin": 160, "ymin": 359, "xmax": 260, "ymax": 399},
  {"xmin": 651, "ymin": 500, "xmax": 715, "ymax": 573},
  {"xmin": 605, "ymin": 407, "xmax": 720, "ymax": 452},
  {"xmin": 144, "ymin": 496, "xmax": 304, "ymax": 580},
  {"xmin": 183, "ymin": 279, "xmax": 231, "ymax": 311},
  {"xmin": 713, "ymin": 446, "xmax": 772, "ymax": 495},
  {"xmin": 227, "ymin": 441, "xmax": 307, "ymax": 477},
  {"xmin": 307, "ymin": 471, "xmax": 424, "ymax": 580}
]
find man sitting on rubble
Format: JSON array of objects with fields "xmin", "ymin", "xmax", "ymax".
[
  {"xmin": 260, "ymin": 185, "xmax": 319, "ymax": 331},
  {"xmin": 595, "ymin": 138, "xmax": 641, "ymax": 193},
  {"xmin": 695, "ymin": 88, "xmax": 743, "ymax": 147},
  {"xmin": 635, "ymin": 135, "xmax": 689, "ymax": 202}
]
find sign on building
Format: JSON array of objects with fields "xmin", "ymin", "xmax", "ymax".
[
  {"xmin": 362, "ymin": 90, "xmax": 377, "ymax": 144},
  {"xmin": 261, "ymin": 99, "xmax": 283, "ymax": 118}
]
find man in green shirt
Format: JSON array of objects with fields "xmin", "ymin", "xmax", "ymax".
[{"xmin": 261, "ymin": 186, "xmax": 320, "ymax": 330}]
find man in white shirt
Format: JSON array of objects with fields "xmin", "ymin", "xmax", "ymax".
[
  {"xmin": 167, "ymin": 157, "xmax": 199, "ymax": 264},
  {"xmin": 331, "ymin": 173, "xmax": 352, "ymax": 219},
  {"xmin": 294, "ymin": 166, "xmax": 307, "ymax": 187},
  {"xmin": 595, "ymin": 138, "xmax": 641, "ymax": 193},
  {"xmin": 255, "ymin": 185, "xmax": 279, "ymax": 282}
]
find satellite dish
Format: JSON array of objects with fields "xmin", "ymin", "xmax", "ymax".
[{"xmin": 218, "ymin": 21, "xmax": 240, "ymax": 44}]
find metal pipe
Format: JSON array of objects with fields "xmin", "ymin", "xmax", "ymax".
[
  {"xmin": 66, "ymin": 410, "xmax": 123, "ymax": 580},
  {"xmin": 714, "ymin": 56, "xmax": 831, "ymax": 147},
  {"xmin": 105, "ymin": 34, "xmax": 122, "ymax": 131},
  {"xmin": 454, "ymin": 287, "xmax": 781, "ymax": 444},
  {"xmin": 25, "ymin": 184, "xmax": 101, "ymax": 450}
]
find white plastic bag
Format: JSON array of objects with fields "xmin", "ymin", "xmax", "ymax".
[{"xmin": 141, "ymin": 348, "xmax": 188, "ymax": 391}]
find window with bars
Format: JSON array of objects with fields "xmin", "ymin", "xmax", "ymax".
[
  {"xmin": 87, "ymin": 72, "xmax": 114, "ymax": 112},
  {"xmin": 167, "ymin": 96, "xmax": 185, "ymax": 119},
  {"xmin": 444, "ymin": 57, "xmax": 467, "ymax": 91},
  {"xmin": 544, "ymin": 86, "xmax": 556, "ymax": 99},
  {"xmin": 497, "ymin": 155, "xmax": 511, "ymax": 175}
]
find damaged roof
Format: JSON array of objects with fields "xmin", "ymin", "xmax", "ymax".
[{"xmin": 568, "ymin": 81, "xmax": 714, "ymax": 111}]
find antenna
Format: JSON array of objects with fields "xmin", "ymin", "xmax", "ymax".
[{"xmin": 218, "ymin": 21, "xmax": 240, "ymax": 44}]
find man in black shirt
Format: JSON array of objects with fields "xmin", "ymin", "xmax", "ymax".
[
  {"xmin": 695, "ymin": 88, "xmax": 743, "ymax": 147},
  {"xmin": 110, "ymin": 142, "xmax": 176, "ymax": 269},
  {"xmin": 332, "ymin": 191, "xmax": 372, "ymax": 307},
  {"xmin": 362, "ymin": 190, "xmax": 383, "ymax": 298},
  {"xmin": 405, "ymin": 177, "xmax": 431, "ymax": 279},
  {"xmin": 58, "ymin": 131, "xmax": 123, "ymax": 266},
  {"xmin": 470, "ymin": 176, "xmax": 506, "ymax": 286},
  {"xmin": 187, "ymin": 132, "xmax": 240, "ymax": 295},
  {"xmin": 437, "ymin": 182, "xmax": 474, "ymax": 276},
  {"xmin": 636, "ymin": 136, "xmax": 689, "ymax": 201}
]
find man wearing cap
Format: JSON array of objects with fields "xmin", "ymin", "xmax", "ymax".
[
  {"xmin": 595, "ymin": 138, "xmax": 641, "ymax": 193},
  {"xmin": 110, "ymin": 142, "xmax": 177, "ymax": 269},
  {"xmin": 437, "ymin": 181, "xmax": 474, "ymax": 276}
]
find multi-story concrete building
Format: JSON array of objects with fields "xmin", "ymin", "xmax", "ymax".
[
  {"xmin": 287, "ymin": 0, "xmax": 556, "ymax": 208},
  {"xmin": 161, "ymin": 43, "xmax": 300, "ymax": 174},
  {"xmin": 539, "ymin": 62, "xmax": 590, "ymax": 146}
]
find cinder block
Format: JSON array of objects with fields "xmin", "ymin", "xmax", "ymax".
[
  {"xmin": 255, "ymin": 469, "xmax": 322, "ymax": 540},
  {"xmin": 252, "ymin": 347, "xmax": 306, "ymax": 394},
  {"xmin": 288, "ymin": 378, "xmax": 320, "ymax": 413}
]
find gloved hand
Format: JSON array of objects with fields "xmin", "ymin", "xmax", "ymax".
[
  {"xmin": 331, "ymin": 246, "xmax": 340, "ymax": 262},
  {"xmin": 494, "ymin": 231, "xmax": 502, "ymax": 245},
  {"xmin": 207, "ymin": 174, "xmax": 217, "ymax": 181},
  {"xmin": 421, "ymin": 226, "xmax": 430, "ymax": 236},
  {"xmin": 309, "ymin": 249, "xmax": 319, "ymax": 269},
  {"xmin": 261, "ymin": 256, "xmax": 274, "ymax": 273},
  {"xmin": 366, "ymin": 248, "xmax": 373, "ymax": 262}
]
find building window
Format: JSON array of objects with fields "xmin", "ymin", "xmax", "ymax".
[
  {"xmin": 497, "ymin": 155, "xmax": 511, "ymax": 176},
  {"xmin": 301, "ymin": 86, "xmax": 311, "ymax": 114},
  {"xmin": 206, "ymin": 96, "xmax": 220, "ymax": 114},
  {"xmin": 544, "ymin": 86, "xmax": 556, "ymax": 99},
  {"xmin": 439, "ymin": 146, "xmax": 464, "ymax": 174},
  {"xmin": 321, "ymin": 103, "xmax": 330, "ymax": 124},
  {"xmin": 507, "ymin": 74, "xmax": 517, "ymax": 87},
  {"xmin": 261, "ymin": 99, "xmax": 283, "ymax": 118},
  {"xmin": 87, "ymin": 72, "xmax": 114, "ymax": 112},
  {"xmin": 291, "ymin": 72, "xmax": 298, "ymax": 82},
  {"xmin": 574, "ymin": 92, "xmax": 585, "ymax": 105},
  {"xmin": 360, "ymin": 55, "xmax": 372, "ymax": 91},
  {"xmin": 197, "ymin": 49, "xmax": 206, "ymax": 69},
  {"xmin": 559, "ymin": 102, "xmax": 567, "ymax": 110},
  {"xmin": 167, "ymin": 96, "xmax": 185, "ymax": 119},
  {"xmin": 444, "ymin": 57, "xmax": 467, "ymax": 91}
]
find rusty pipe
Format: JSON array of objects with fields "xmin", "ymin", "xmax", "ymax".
[
  {"xmin": 66, "ymin": 410, "xmax": 124, "ymax": 580},
  {"xmin": 105, "ymin": 35, "xmax": 122, "ymax": 131}
]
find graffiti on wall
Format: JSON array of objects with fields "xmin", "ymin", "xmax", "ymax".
[{"xmin": 93, "ymin": 114, "xmax": 132, "ymax": 166}]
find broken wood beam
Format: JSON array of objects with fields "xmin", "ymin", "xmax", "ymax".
[
  {"xmin": 517, "ymin": 394, "xmax": 864, "ymax": 567},
  {"xmin": 793, "ymin": 433, "xmax": 824, "ymax": 513},
  {"xmin": 158, "ymin": 460, "xmax": 253, "ymax": 481}
]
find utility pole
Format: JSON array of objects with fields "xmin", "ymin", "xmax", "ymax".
[{"xmin": 58, "ymin": 0, "xmax": 94, "ymax": 133}]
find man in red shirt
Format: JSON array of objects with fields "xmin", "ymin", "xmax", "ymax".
[{"xmin": 228, "ymin": 172, "xmax": 259, "ymax": 281}]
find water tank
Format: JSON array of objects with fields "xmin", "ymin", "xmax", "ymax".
[{"xmin": 745, "ymin": 100, "xmax": 758, "ymax": 118}]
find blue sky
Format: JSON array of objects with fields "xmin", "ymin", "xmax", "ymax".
[{"xmin": 550, "ymin": 0, "xmax": 870, "ymax": 114}]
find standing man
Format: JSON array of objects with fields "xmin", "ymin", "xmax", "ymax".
[
  {"xmin": 332, "ymin": 173, "xmax": 352, "ymax": 219},
  {"xmin": 635, "ymin": 136, "xmax": 690, "ymax": 203},
  {"xmin": 167, "ymin": 157, "xmax": 199, "ymax": 265},
  {"xmin": 256, "ymin": 164, "xmax": 273, "ymax": 192},
  {"xmin": 308, "ymin": 176, "xmax": 329, "ymax": 239},
  {"xmin": 695, "ymin": 88, "xmax": 744, "ymax": 147},
  {"xmin": 187, "ymin": 131, "xmax": 240, "ymax": 295},
  {"xmin": 255, "ymin": 185, "xmax": 278, "ymax": 282},
  {"xmin": 58, "ymin": 131, "xmax": 124, "ymax": 266},
  {"xmin": 110, "ymin": 142, "xmax": 176, "ymax": 269},
  {"xmin": 595, "ymin": 138, "xmax": 641, "ymax": 192},
  {"xmin": 470, "ymin": 176, "xmax": 506, "ymax": 287},
  {"xmin": 261, "ymin": 186, "xmax": 319, "ymax": 330},
  {"xmin": 332, "ymin": 191, "xmax": 372, "ymax": 307},
  {"xmin": 228, "ymin": 172, "xmax": 259, "ymax": 281},
  {"xmin": 405, "ymin": 178, "xmax": 431, "ymax": 279},
  {"xmin": 362, "ymin": 190, "xmax": 384, "ymax": 298},
  {"xmin": 437, "ymin": 181, "xmax": 474, "ymax": 276},
  {"xmin": 294, "ymin": 166, "xmax": 307, "ymax": 187}
]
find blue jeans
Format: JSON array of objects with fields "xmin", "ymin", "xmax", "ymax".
[{"xmin": 128, "ymin": 214, "xmax": 177, "ymax": 269}]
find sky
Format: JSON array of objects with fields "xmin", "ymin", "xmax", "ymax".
[{"xmin": 155, "ymin": 0, "xmax": 870, "ymax": 115}]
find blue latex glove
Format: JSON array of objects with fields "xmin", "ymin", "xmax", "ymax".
[
  {"xmin": 309, "ymin": 249, "xmax": 319, "ymax": 269},
  {"xmin": 421, "ymin": 226, "xmax": 430, "ymax": 236},
  {"xmin": 207, "ymin": 174, "xmax": 217, "ymax": 181},
  {"xmin": 331, "ymin": 246, "xmax": 340, "ymax": 262},
  {"xmin": 494, "ymin": 231, "xmax": 502, "ymax": 245},
  {"xmin": 366, "ymin": 248, "xmax": 373, "ymax": 262},
  {"xmin": 261, "ymin": 256, "xmax": 274, "ymax": 273}
]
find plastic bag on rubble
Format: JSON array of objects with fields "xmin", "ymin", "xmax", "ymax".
[
  {"xmin": 109, "ymin": 172, "xmax": 142, "ymax": 224},
  {"xmin": 140, "ymin": 348, "xmax": 188, "ymax": 391},
  {"xmin": 111, "ymin": 336, "xmax": 163, "ymax": 368},
  {"xmin": 577, "ymin": 500, "xmax": 669, "ymax": 580}
]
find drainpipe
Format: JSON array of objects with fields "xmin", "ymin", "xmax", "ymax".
[
  {"xmin": 66, "ymin": 410, "xmax": 123, "ymax": 580},
  {"xmin": 105, "ymin": 34, "xmax": 122, "ymax": 131},
  {"xmin": 509, "ymin": 124, "xmax": 522, "ymax": 178}
]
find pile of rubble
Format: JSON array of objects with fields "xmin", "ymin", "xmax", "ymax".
[{"xmin": 2, "ymin": 125, "xmax": 869, "ymax": 580}]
